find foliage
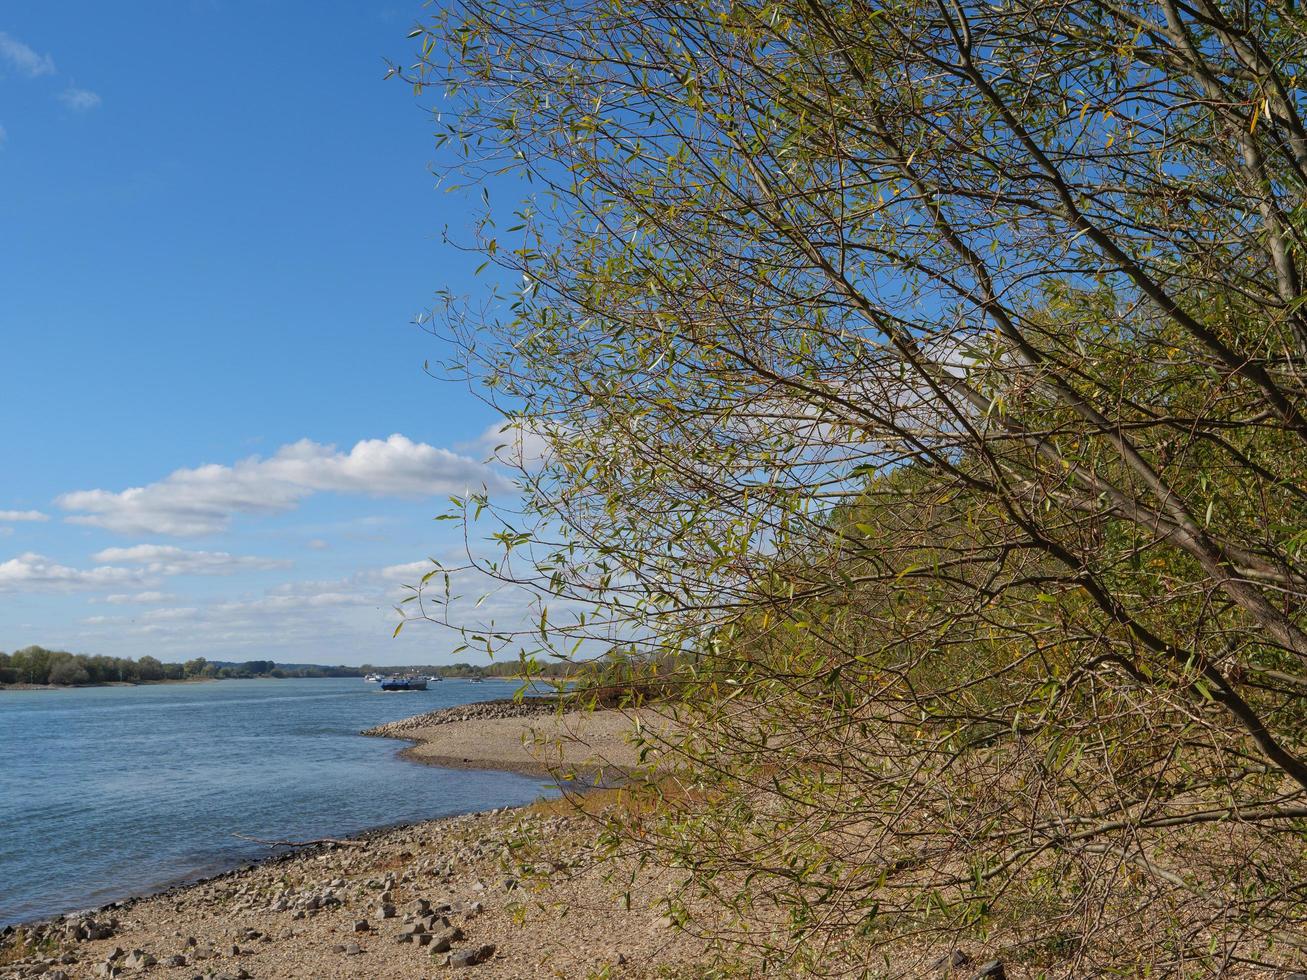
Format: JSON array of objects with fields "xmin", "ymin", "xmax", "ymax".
[{"xmin": 400, "ymin": 0, "xmax": 1307, "ymax": 972}]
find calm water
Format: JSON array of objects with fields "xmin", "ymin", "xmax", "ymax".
[{"xmin": 0, "ymin": 677, "xmax": 551, "ymax": 925}]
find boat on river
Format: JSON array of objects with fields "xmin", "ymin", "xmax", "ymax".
[{"xmin": 380, "ymin": 676, "xmax": 428, "ymax": 691}]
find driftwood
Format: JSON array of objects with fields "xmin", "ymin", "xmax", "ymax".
[{"xmin": 232, "ymin": 832, "xmax": 367, "ymax": 849}]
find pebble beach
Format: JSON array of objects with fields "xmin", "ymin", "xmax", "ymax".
[{"xmin": 0, "ymin": 701, "xmax": 700, "ymax": 980}]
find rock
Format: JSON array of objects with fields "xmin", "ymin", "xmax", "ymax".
[
  {"xmin": 122, "ymin": 951, "xmax": 155, "ymax": 969},
  {"xmin": 932, "ymin": 949, "xmax": 972, "ymax": 973},
  {"xmin": 427, "ymin": 933, "xmax": 454, "ymax": 954},
  {"xmin": 449, "ymin": 943, "xmax": 496, "ymax": 968},
  {"xmin": 165, "ymin": 955, "xmax": 188, "ymax": 967},
  {"xmin": 972, "ymin": 962, "xmax": 1007, "ymax": 980},
  {"xmin": 344, "ymin": 943, "xmax": 363, "ymax": 956},
  {"xmin": 396, "ymin": 921, "xmax": 428, "ymax": 944},
  {"xmin": 352, "ymin": 920, "xmax": 370, "ymax": 933},
  {"xmin": 375, "ymin": 904, "xmax": 396, "ymax": 919},
  {"xmin": 331, "ymin": 944, "xmax": 346, "ymax": 954}
]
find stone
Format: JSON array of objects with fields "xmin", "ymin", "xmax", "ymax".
[
  {"xmin": 122, "ymin": 950, "xmax": 156, "ymax": 969},
  {"xmin": 427, "ymin": 933, "xmax": 454, "ymax": 954},
  {"xmin": 344, "ymin": 943, "xmax": 363, "ymax": 955},
  {"xmin": 352, "ymin": 920, "xmax": 370, "ymax": 933},
  {"xmin": 932, "ymin": 949, "xmax": 972, "ymax": 973},
  {"xmin": 972, "ymin": 962, "xmax": 1007, "ymax": 980},
  {"xmin": 165, "ymin": 955, "xmax": 188, "ymax": 967},
  {"xmin": 450, "ymin": 943, "xmax": 496, "ymax": 968},
  {"xmin": 375, "ymin": 904, "xmax": 396, "ymax": 919}
]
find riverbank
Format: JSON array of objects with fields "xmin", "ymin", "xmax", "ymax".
[
  {"xmin": 0, "ymin": 678, "xmax": 217, "ymax": 691},
  {"xmin": 0, "ymin": 700, "xmax": 704, "ymax": 979},
  {"xmin": 363, "ymin": 698, "xmax": 661, "ymax": 779}
]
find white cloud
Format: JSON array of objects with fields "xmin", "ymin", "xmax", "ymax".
[
  {"xmin": 478, "ymin": 419, "xmax": 554, "ymax": 470},
  {"xmin": 140, "ymin": 606, "xmax": 198, "ymax": 623},
  {"xmin": 58, "ymin": 434, "xmax": 503, "ymax": 536},
  {"xmin": 0, "ymin": 509, "xmax": 49, "ymax": 522},
  {"xmin": 306, "ymin": 538, "xmax": 330, "ymax": 550},
  {"xmin": 91, "ymin": 544, "xmax": 290, "ymax": 576},
  {"xmin": 57, "ymin": 86, "xmax": 100, "ymax": 111},
  {"xmin": 105, "ymin": 591, "xmax": 173, "ymax": 604},
  {"xmin": 378, "ymin": 559, "xmax": 435, "ymax": 583},
  {"xmin": 0, "ymin": 552, "xmax": 142, "ymax": 593},
  {"xmin": 0, "ymin": 32, "xmax": 55, "ymax": 78}
]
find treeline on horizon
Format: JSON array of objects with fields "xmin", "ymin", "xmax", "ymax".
[
  {"xmin": 0, "ymin": 646, "xmax": 583, "ymax": 687},
  {"xmin": 0, "ymin": 648, "xmax": 362, "ymax": 686}
]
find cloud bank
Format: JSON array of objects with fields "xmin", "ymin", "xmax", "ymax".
[
  {"xmin": 58, "ymin": 434, "xmax": 503, "ymax": 536},
  {"xmin": 91, "ymin": 545, "xmax": 291, "ymax": 576},
  {"xmin": 0, "ymin": 553, "xmax": 142, "ymax": 593}
]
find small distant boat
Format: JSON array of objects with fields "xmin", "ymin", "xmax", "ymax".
[
  {"xmin": 363, "ymin": 673, "xmax": 382, "ymax": 683},
  {"xmin": 380, "ymin": 676, "xmax": 428, "ymax": 691}
]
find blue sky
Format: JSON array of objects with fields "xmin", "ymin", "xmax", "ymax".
[{"xmin": 0, "ymin": 2, "xmax": 527, "ymax": 665}]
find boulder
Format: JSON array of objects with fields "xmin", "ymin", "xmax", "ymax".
[{"xmin": 450, "ymin": 943, "xmax": 496, "ymax": 968}]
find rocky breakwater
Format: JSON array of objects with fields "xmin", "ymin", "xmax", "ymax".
[{"xmin": 360, "ymin": 697, "xmax": 561, "ymax": 739}]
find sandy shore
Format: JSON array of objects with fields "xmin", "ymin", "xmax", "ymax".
[
  {"xmin": 364, "ymin": 699, "xmax": 661, "ymax": 779},
  {"xmin": 0, "ymin": 702, "xmax": 702, "ymax": 980}
]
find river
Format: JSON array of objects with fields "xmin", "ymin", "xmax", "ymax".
[{"xmin": 0, "ymin": 677, "xmax": 551, "ymax": 925}]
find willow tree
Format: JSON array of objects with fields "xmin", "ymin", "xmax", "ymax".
[{"xmin": 401, "ymin": 0, "xmax": 1307, "ymax": 972}]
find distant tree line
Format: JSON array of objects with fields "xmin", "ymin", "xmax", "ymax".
[{"xmin": 0, "ymin": 648, "xmax": 363, "ymax": 686}]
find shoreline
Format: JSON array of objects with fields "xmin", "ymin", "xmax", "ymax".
[
  {"xmin": 0, "ymin": 678, "xmax": 219, "ymax": 691},
  {"xmin": 0, "ymin": 698, "xmax": 686, "ymax": 979},
  {"xmin": 2, "ymin": 698, "xmax": 592, "ymax": 930}
]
